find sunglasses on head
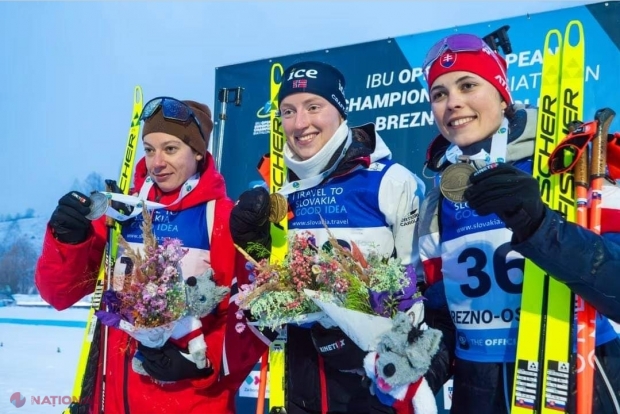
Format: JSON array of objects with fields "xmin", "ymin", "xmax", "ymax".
[
  {"xmin": 140, "ymin": 97, "xmax": 205, "ymax": 141},
  {"xmin": 422, "ymin": 33, "xmax": 505, "ymax": 80}
]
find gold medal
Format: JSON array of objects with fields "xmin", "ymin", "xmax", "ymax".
[
  {"xmin": 440, "ymin": 162, "xmax": 476, "ymax": 203},
  {"xmin": 269, "ymin": 192, "xmax": 288, "ymax": 223}
]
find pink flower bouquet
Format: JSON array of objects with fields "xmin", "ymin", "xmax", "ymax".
[
  {"xmin": 95, "ymin": 209, "xmax": 226, "ymax": 372},
  {"xmin": 234, "ymin": 225, "xmax": 420, "ymax": 332}
]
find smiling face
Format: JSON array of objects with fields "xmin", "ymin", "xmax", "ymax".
[
  {"xmin": 280, "ymin": 93, "xmax": 343, "ymax": 161},
  {"xmin": 430, "ymin": 71, "xmax": 507, "ymax": 148},
  {"xmin": 143, "ymin": 132, "xmax": 202, "ymax": 192}
]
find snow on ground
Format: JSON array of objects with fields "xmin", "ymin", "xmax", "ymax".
[
  {"xmin": 0, "ymin": 303, "xmax": 618, "ymax": 414},
  {"xmin": 13, "ymin": 294, "xmax": 91, "ymax": 308},
  {"xmin": 0, "ymin": 323, "xmax": 84, "ymax": 414},
  {"xmin": 0, "ymin": 304, "xmax": 266, "ymax": 414},
  {"xmin": 0, "ymin": 305, "xmax": 89, "ymax": 322}
]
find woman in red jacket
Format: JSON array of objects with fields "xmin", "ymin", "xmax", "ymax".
[{"xmin": 35, "ymin": 97, "xmax": 238, "ymax": 414}]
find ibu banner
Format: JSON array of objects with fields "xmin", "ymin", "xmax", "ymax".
[{"xmin": 214, "ymin": 1, "xmax": 620, "ymax": 201}]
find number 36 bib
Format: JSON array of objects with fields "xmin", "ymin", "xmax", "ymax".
[{"xmin": 441, "ymin": 199, "xmax": 524, "ymax": 363}]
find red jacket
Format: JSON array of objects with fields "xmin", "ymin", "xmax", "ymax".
[{"xmin": 35, "ymin": 154, "xmax": 238, "ymax": 414}]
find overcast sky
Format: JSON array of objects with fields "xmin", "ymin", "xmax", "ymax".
[{"xmin": 0, "ymin": 0, "xmax": 599, "ymax": 216}]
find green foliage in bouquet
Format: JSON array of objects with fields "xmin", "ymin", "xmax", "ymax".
[
  {"xmin": 234, "ymin": 221, "xmax": 413, "ymax": 330},
  {"xmin": 113, "ymin": 208, "xmax": 188, "ymax": 328}
]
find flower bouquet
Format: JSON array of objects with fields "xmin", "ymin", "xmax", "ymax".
[
  {"xmin": 234, "ymin": 222, "xmax": 422, "ymax": 347},
  {"xmin": 95, "ymin": 208, "xmax": 229, "ymax": 373}
]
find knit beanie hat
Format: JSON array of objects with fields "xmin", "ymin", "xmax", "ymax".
[
  {"xmin": 278, "ymin": 61, "xmax": 348, "ymax": 119},
  {"xmin": 426, "ymin": 45, "xmax": 512, "ymax": 105},
  {"xmin": 142, "ymin": 100, "xmax": 213, "ymax": 157}
]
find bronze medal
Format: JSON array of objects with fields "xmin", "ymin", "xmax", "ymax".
[
  {"xmin": 440, "ymin": 162, "xmax": 476, "ymax": 203},
  {"xmin": 269, "ymin": 192, "xmax": 288, "ymax": 223}
]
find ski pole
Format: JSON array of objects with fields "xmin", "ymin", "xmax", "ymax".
[
  {"xmin": 256, "ymin": 350, "xmax": 269, "ymax": 414},
  {"xmin": 577, "ymin": 108, "xmax": 615, "ymax": 414},
  {"xmin": 589, "ymin": 108, "xmax": 615, "ymax": 234},
  {"xmin": 99, "ymin": 180, "xmax": 117, "ymax": 414},
  {"xmin": 571, "ymin": 123, "xmax": 589, "ymax": 228},
  {"xmin": 214, "ymin": 87, "xmax": 243, "ymax": 172},
  {"xmin": 571, "ymin": 120, "xmax": 596, "ymax": 414}
]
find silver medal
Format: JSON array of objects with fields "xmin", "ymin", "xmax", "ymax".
[{"xmin": 86, "ymin": 192, "xmax": 110, "ymax": 220}]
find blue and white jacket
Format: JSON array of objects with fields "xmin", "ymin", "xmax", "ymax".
[{"xmin": 287, "ymin": 123, "xmax": 426, "ymax": 268}]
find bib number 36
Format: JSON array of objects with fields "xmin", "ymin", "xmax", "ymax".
[{"xmin": 458, "ymin": 242, "xmax": 523, "ymax": 298}]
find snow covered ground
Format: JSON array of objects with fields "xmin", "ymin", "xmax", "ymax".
[
  {"xmin": 0, "ymin": 307, "xmax": 87, "ymax": 414},
  {"xmin": 1, "ymin": 303, "xmax": 618, "ymax": 414},
  {"xmin": 0, "ymin": 303, "xmax": 264, "ymax": 414}
]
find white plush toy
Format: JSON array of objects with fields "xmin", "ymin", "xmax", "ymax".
[
  {"xmin": 363, "ymin": 309, "xmax": 442, "ymax": 414},
  {"xmin": 133, "ymin": 268, "xmax": 229, "ymax": 376}
]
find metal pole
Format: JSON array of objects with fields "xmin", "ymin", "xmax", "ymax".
[{"xmin": 214, "ymin": 87, "xmax": 244, "ymax": 172}]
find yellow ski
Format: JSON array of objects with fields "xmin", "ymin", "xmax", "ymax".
[
  {"xmin": 512, "ymin": 21, "xmax": 584, "ymax": 414},
  {"xmin": 65, "ymin": 86, "xmax": 143, "ymax": 413},
  {"xmin": 268, "ymin": 61, "xmax": 287, "ymax": 413}
]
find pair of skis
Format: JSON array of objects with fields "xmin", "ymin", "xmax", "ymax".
[
  {"xmin": 512, "ymin": 21, "xmax": 599, "ymax": 414},
  {"xmin": 64, "ymin": 86, "xmax": 143, "ymax": 414},
  {"xmin": 255, "ymin": 62, "xmax": 288, "ymax": 414}
]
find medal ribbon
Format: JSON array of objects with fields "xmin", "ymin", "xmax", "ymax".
[{"xmin": 91, "ymin": 174, "xmax": 200, "ymax": 221}]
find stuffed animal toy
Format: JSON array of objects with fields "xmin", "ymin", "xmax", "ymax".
[
  {"xmin": 133, "ymin": 268, "xmax": 229, "ymax": 376},
  {"xmin": 363, "ymin": 309, "xmax": 442, "ymax": 414}
]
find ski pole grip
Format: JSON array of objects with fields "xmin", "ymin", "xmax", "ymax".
[
  {"xmin": 570, "ymin": 122, "xmax": 589, "ymax": 188},
  {"xmin": 104, "ymin": 180, "xmax": 117, "ymax": 227},
  {"xmin": 591, "ymin": 108, "xmax": 616, "ymax": 178}
]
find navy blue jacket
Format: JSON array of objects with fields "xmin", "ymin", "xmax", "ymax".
[{"xmin": 515, "ymin": 205, "xmax": 620, "ymax": 323}]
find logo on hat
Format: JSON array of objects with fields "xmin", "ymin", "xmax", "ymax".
[
  {"xmin": 440, "ymin": 52, "xmax": 457, "ymax": 68},
  {"xmin": 287, "ymin": 68, "xmax": 318, "ymax": 81},
  {"xmin": 292, "ymin": 79, "xmax": 307, "ymax": 88}
]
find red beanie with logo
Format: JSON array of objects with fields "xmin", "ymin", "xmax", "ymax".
[{"xmin": 427, "ymin": 48, "xmax": 512, "ymax": 105}]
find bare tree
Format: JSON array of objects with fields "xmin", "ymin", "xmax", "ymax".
[
  {"xmin": 83, "ymin": 172, "xmax": 106, "ymax": 193},
  {"xmin": 0, "ymin": 237, "xmax": 39, "ymax": 293},
  {"xmin": 0, "ymin": 220, "xmax": 21, "ymax": 254},
  {"xmin": 71, "ymin": 171, "xmax": 106, "ymax": 195}
]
